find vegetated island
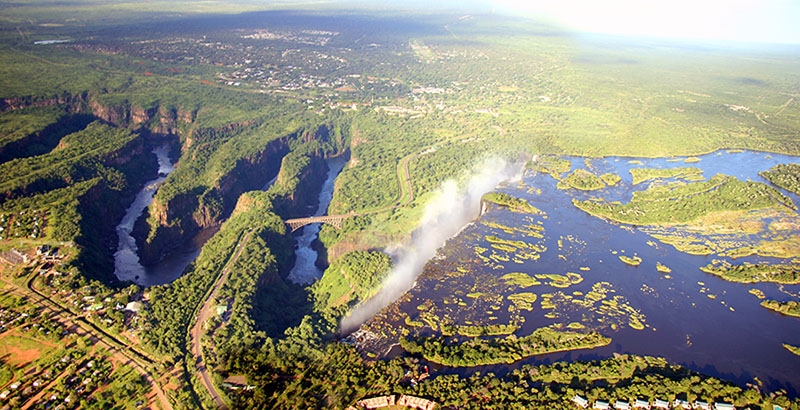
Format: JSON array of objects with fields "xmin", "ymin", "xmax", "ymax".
[
  {"xmin": 760, "ymin": 300, "xmax": 800, "ymax": 317},
  {"xmin": 630, "ymin": 167, "xmax": 703, "ymax": 185},
  {"xmin": 784, "ymin": 344, "xmax": 800, "ymax": 357},
  {"xmin": 619, "ymin": 255, "xmax": 642, "ymax": 266},
  {"xmin": 400, "ymin": 326, "xmax": 610, "ymax": 367},
  {"xmin": 574, "ymin": 174, "xmax": 796, "ymax": 226},
  {"xmin": 557, "ymin": 169, "xmax": 606, "ymax": 191},
  {"xmin": 600, "ymin": 172, "xmax": 622, "ymax": 186},
  {"xmin": 760, "ymin": 163, "xmax": 800, "ymax": 195},
  {"xmin": 700, "ymin": 262, "xmax": 800, "ymax": 284},
  {"xmin": 482, "ymin": 192, "xmax": 541, "ymax": 214},
  {"xmin": 529, "ymin": 156, "xmax": 571, "ymax": 178}
]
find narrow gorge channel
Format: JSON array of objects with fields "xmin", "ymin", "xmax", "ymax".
[{"xmin": 287, "ymin": 156, "xmax": 347, "ymax": 285}]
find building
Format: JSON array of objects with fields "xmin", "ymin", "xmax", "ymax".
[
  {"xmin": 222, "ymin": 375, "xmax": 254, "ymax": 391},
  {"xmin": 634, "ymin": 400, "xmax": 651, "ymax": 409},
  {"xmin": 125, "ymin": 301, "xmax": 143, "ymax": 313},
  {"xmin": 694, "ymin": 401, "xmax": 711, "ymax": 410},
  {"xmin": 654, "ymin": 399, "xmax": 670, "ymax": 409},
  {"xmin": 674, "ymin": 399, "xmax": 692, "ymax": 409},
  {"xmin": 573, "ymin": 395, "xmax": 589, "ymax": 408},
  {"xmin": 593, "ymin": 400, "xmax": 610, "ymax": 410},
  {"xmin": 614, "ymin": 401, "xmax": 631, "ymax": 410},
  {"xmin": 713, "ymin": 403, "xmax": 735, "ymax": 410},
  {"xmin": 356, "ymin": 395, "xmax": 396, "ymax": 409},
  {"xmin": 397, "ymin": 395, "xmax": 437, "ymax": 410}
]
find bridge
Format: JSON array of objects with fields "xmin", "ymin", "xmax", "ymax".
[{"xmin": 285, "ymin": 214, "xmax": 350, "ymax": 232}]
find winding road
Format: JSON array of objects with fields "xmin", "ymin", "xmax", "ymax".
[{"xmin": 189, "ymin": 230, "xmax": 254, "ymax": 410}]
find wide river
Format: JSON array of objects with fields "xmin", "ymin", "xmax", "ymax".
[{"xmin": 359, "ymin": 149, "xmax": 800, "ymax": 394}]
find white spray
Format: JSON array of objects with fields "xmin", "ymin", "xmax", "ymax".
[{"xmin": 340, "ymin": 156, "xmax": 525, "ymax": 334}]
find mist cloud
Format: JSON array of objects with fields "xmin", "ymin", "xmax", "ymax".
[{"xmin": 340, "ymin": 156, "xmax": 525, "ymax": 335}]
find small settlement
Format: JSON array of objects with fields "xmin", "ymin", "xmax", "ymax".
[
  {"xmin": 348, "ymin": 394, "xmax": 437, "ymax": 410},
  {"xmin": 572, "ymin": 395, "xmax": 738, "ymax": 410}
]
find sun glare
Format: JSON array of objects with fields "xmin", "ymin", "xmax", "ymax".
[{"xmin": 494, "ymin": 0, "xmax": 800, "ymax": 44}]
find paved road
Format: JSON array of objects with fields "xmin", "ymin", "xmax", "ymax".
[{"xmin": 190, "ymin": 230, "xmax": 254, "ymax": 410}]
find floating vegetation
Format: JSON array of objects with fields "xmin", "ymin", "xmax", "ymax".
[
  {"xmin": 748, "ymin": 289, "xmax": 766, "ymax": 299},
  {"xmin": 486, "ymin": 235, "xmax": 531, "ymax": 249},
  {"xmin": 502, "ymin": 272, "xmax": 541, "ymax": 287},
  {"xmin": 508, "ymin": 293, "xmax": 538, "ymax": 310},
  {"xmin": 656, "ymin": 262, "xmax": 672, "ymax": 273},
  {"xmin": 783, "ymin": 343, "xmax": 800, "ymax": 357},
  {"xmin": 619, "ymin": 255, "xmax": 642, "ymax": 266},
  {"xmin": 533, "ymin": 272, "xmax": 583, "ymax": 288}
]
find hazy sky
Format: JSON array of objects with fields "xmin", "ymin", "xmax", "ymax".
[{"xmin": 493, "ymin": 0, "xmax": 800, "ymax": 44}]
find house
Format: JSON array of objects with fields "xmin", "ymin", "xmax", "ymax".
[
  {"xmin": 614, "ymin": 401, "xmax": 631, "ymax": 410},
  {"xmin": 222, "ymin": 375, "xmax": 254, "ymax": 391},
  {"xmin": 356, "ymin": 395, "xmax": 396, "ymax": 409},
  {"xmin": 714, "ymin": 403, "xmax": 735, "ymax": 410},
  {"xmin": 674, "ymin": 399, "xmax": 691, "ymax": 409},
  {"xmin": 634, "ymin": 399, "xmax": 651, "ymax": 409},
  {"xmin": 654, "ymin": 399, "xmax": 670, "ymax": 409},
  {"xmin": 594, "ymin": 400, "xmax": 610, "ymax": 410},
  {"xmin": 9, "ymin": 383, "xmax": 19, "ymax": 390},
  {"xmin": 397, "ymin": 395, "xmax": 437, "ymax": 410},
  {"xmin": 573, "ymin": 395, "xmax": 589, "ymax": 408},
  {"xmin": 694, "ymin": 401, "xmax": 711, "ymax": 410},
  {"xmin": 0, "ymin": 391, "xmax": 9, "ymax": 399}
]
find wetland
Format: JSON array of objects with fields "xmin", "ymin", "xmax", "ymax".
[{"xmin": 354, "ymin": 149, "xmax": 800, "ymax": 393}]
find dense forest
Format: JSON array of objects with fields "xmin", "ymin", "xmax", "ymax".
[{"xmin": 1, "ymin": 2, "xmax": 800, "ymax": 410}]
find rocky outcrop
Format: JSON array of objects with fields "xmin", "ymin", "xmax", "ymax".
[
  {"xmin": 138, "ymin": 135, "xmax": 293, "ymax": 265},
  {"xmin": 1, "ymin": 92, "xmax": 196, "ymax": 137}
]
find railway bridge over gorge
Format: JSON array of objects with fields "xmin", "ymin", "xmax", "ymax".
[{"xmin": 285, "ymin": 214, "xmax": 351, "ymax": 232}]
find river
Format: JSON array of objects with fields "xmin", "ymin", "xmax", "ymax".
[
  {"xmin": 357, "ymin": 149, "xmax": 800, "ymax": 394},
  {"xmin": 287, "ymin": 156, "xmax": 347, "ymax": 285}
]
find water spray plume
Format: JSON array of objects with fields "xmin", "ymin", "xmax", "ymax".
[{"xmin": 340, "ymin": 156, "xmax": 526, "ymax": 334}]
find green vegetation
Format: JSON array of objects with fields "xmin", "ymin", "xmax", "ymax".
[
  {"xmin": 700, "ymin": 262, "xmax": 800, "ymax": 284},
  {"xmin": 502, "ymin": 272, "xmax": 542, "ymax": 287},
  {"xmin": 784, "ymin": 344, "xmax": 800, "ymax": 357},
  {"xmin": 619, "ymin": 255, "xmax": 642, "ymax": 266},
  {"xmin": 400, "ymin": 327, "xmax": 610, "ymax": 367},
  {"xmin": 3, "ymin": 4, "xmax": 800, "ymax": 409},
  {"xmin": 600, "ymin": 173, "xmax": 622, "ymax": 186},
  {"xmin": 760, "ymin": 300, "xmax": 800, "ymax": 317},
  {"xmin": 760, "ymin": 163, "xmax": 800, "ymax": 194},
  {"xmin": 575, "ymin": 175, "xmax": 795, "ymax": 226},
  {"xmin": 483, "ymin": 192, "xmax": 541, "ymax": 214},
  {"xmin": 557, "ymin": 169, "xmax": 606, "ymax": 191},
  {"xmin": 529, "ymin": 156, "xmax": 571, "ymax": 178},
  {"xmin": 630, "ymin": 167, "xmax": 703, "ymax": 185},
  {"xmin": 656, "ymin": 262, "xmax": 672, "ymax": 273},
  {"xmin": 312, "ymin": 251, "xmax": 392, "ymax": 316}
]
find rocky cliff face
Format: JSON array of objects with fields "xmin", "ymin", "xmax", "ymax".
[
  {"xmin": 1, "ymin": 92, "xmax": 196, "ymax": 136},
  {"xmin": 138, "ymin": 135, "xmax": 294, "ymax": 265}
]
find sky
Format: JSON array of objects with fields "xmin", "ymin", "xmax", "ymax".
[{"xmin": 492, "ymin": 0, "xmax": 800, "ymax": 44}]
